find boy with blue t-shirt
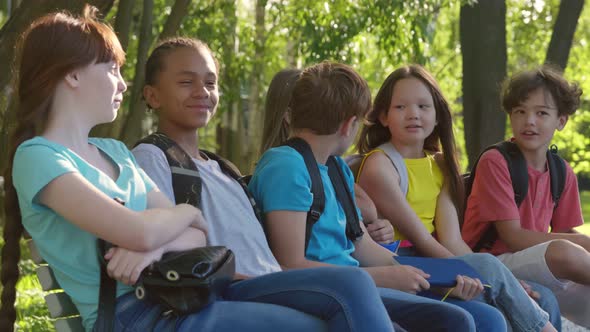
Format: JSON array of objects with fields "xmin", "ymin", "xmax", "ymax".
[
  {"xmin": 249, "ymin": 61, "xmax": 508, "ymax": 332},
  {"xmin": 462, "ymin": 66, "xmax": 590, "ymax": 327}
]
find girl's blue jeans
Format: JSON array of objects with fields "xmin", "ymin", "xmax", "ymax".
[
  {"xmin": 111, "ymin": 266, "xmax": 394, "ymax": 332},
  {"xmin": 110, "ymin": 265, "xmax": 482, "ymax": 332},
  {"xmin": 457, "ymin": 253, "xmax": 553, "ymax": 332},
  {"xmin": 397, "ymin": 247, "xmax": 555, "ymax": 332}
]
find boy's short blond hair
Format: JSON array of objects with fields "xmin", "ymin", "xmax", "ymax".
[
  {"xmin": 502, "ymin": 65, "xmax": 582, "ymax": 117},
  {"xmin": 289, "ymin": 61, "xmax": 371, "ymax": 135}
]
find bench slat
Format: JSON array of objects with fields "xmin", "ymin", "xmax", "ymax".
[
  {"xmin": 45, "ymin": 292, "xmax": 79, "ymax": 318},
  {"xmin": 36, "ymin": 265, "xmax": 61, "ymax": 291}
]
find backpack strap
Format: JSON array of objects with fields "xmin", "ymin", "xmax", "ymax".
[
  {"xmin": 95, "ymin": 198, "xmax": 126, "ymax": 332},
  {"xmin": 326, "ymin": 157, "xmax": 364, "ymax": 242},
  {"xmin": 547, "ymin": 144, "xmax": 566, "ymax": 209},
  {"xmin": 496, "ymin": 141, "xmax": 528, "ymax": 206},
  {"xmin": 95, "ymin": 239, "xmax": 115, "ymax": 332},
  {"xmin": 283, "ymin": 138, "xmax": 325, "ymax": 253},
  {"xmin": 469, "ymin": 141, "xmax": 527, "ymax": 252},
  {"xmin": 376, "ymin": 142, "xmax": 409, "ymax": 196},
  {"xmin": 547, "ymin": 144, "xmax": 567, "ymax": 231},
  {"xmin": 135, "ymin": 132, "xmax": 202, "ymax": 208},
  {"xmin": 467, "ymin": 144, "xmax": 497, "ymax": 252}
]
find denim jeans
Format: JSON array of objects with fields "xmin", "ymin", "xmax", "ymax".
[
  {"xmin": 397, "ymin": 247, "xmax": 550, "ymax": 332},
  {"xmin": 112, "ymin": 266, "xmax": 394, "ymax": 332},
  {"xmin": 421, "ymin": 293, "xmax": 508, "ymax": 332},
  {"xmin": 228, "ymin": 266, "xmax": 476, "ymax": 331},
  {"xmin": 378, "ymin": 287, "xmax": 477, "ymax": 331},
  {"xmin": 527, "ymin": 281, "xmax": 561, "ymax": 332},
  {"xmin": 456, "ymin": 253, "xmax": 550, "ymax": 332}
]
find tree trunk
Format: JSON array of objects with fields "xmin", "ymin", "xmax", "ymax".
[
  {"xmin": 217, "ymin": 0, "xmax": 240, "ymax": 163},
  {"xmin": 244, "ymin": 0, "xmax": 267, "ymax": 172},
  {"xmin": 0, "ymin": 0, "xmax": 114, "ymax": 101},
  {"xmin": 460, "ymin": 0, "xmax": 507, "ymax": 169},
  {"xmin": 118, "ymin": 0, "xmax": 194, "ymax": 145},
  {"xmin": 159, "ymin": 0, "xmax": 192, "ymax": 40},
  {"xmin": 113, "ymin": 0, "xmax": 135, "ymax": 51},
  {"xmin": 118, "ymin": 0, "xmax": 153, "ymax": 145},
  {"xmin": 9, "ymin": 0, "xmax": 19, "ymax": 14},
  {"xmin": 545, "ymin": 0, "xmax": 584, "ymax": 71}
]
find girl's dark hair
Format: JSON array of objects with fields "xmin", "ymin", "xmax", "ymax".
[
  {"xmin": 144, "ymin": 37, "xmax": 218, "ymax": 87},
  {"xmin": 357, "ymin": 65, "xmax": 464, "ymax": 216},
  {"xmin": 259, "ymin": 68, "xmax": 302, "ymax": 154},
  {"xmin": 1, "ymin": 6, "xmax": 124, "ymax": 330},
  {"xmin": 502, "ymin": 65, "xmax": 582, "ymax": 116}
]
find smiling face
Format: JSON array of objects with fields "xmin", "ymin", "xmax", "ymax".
[
  {"xmin": 510, "ymin": 87, "xmax": 567, "ymax": 154},
  {"xmin": 379, "ymin": 77, "xmax": 437, "ymax": 149},
  {"xmin": 144, "ymin": 46, "xmax": 219, "ymax": 133}
]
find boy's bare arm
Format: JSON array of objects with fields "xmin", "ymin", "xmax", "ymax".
[
  {"xmin": 434, "ymin": 179, "xmax": 473, "ymax": 256},
  {"xmin": 495, "ymin": 220, "xmax": 590, "ymax": 252},
  {"xmin": 265, "ymin": 210, "xmax": 334, "ymax": 269},
  {"xmin": 352, "ymin": 222, "xmax": 400, "ymax": 266},
  {"xmin": 354, "ymin": 184, "xmax": 395, "ymax": 244}
]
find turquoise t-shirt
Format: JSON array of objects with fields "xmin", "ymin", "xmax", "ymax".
[
  {"xmin": 249, "ymin": 146, "xmax": 359, "ymax": 266},
  {"xmin": 12, "ymin": 137, "xmax": 156, "ymax": 331}
]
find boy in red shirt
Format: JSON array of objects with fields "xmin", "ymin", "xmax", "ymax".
[{"xmin": 462, "ymin": 66, "xmax": 589, "ymax": 327}]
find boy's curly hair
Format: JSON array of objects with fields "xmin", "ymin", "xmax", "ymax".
[{"xmin": 502, "ymin": 65, "xmax": 582, "ymax": 116}]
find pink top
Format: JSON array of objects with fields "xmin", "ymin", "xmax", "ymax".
[{"xmin": 462, "ymin": 149, "xmax": 584, "ymax": 255}]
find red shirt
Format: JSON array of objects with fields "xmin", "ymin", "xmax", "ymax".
[{"xmin": 462, "ymin": 149, "xmax": 584, "ymax": 255}]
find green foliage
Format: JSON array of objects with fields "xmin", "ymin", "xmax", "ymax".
[
  {"xmin": 553, "ymin": 112, "xmax": 590, "ymax": 176},
  {"xmin": 15, "ymin": 261, "xmax": 53, "ymax": 332},
  {"xmin": 577, "ymin": 190, "xmax": 590, "ymax": 235},
  {"xmin": 581, "ymin": 190, "xmax": 590, "ymax": 222},
  {"xmin": 558, "ymin": 4, "xmax": 590, "ymax": 179},
  {"xmin": 503, "ymin": 0, "xmax": 590, "ymax": 178},
  {"xmin": 506, "ymin": 0, "xmax": 555, "ymax": 70}
]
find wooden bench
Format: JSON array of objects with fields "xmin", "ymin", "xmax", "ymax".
[{"xmin": 25, "ymin": 235, "xmax": 84, "ymax": 332}]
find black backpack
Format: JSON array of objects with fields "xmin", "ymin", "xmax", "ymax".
[
  {"xmin": 283, "ymin": 138, "xmax": 364, "ymax": 252},
  {"xmin": 465, "ymin": 141, "xmax": 566, "ymax": 252},
  {"xmin": 135, "ymin": 132, "xmax": 263, "ymax": 223}
]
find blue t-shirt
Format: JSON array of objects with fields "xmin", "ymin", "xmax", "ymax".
[
  {"xmin": 12, "ymin": 137, "xmax": 156, "ymax": 331},
  {"xmin": 249, "ymin": 146, "xmax": 359, "ymax": 266}
]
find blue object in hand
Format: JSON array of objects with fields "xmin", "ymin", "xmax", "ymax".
[
  {"xmin": 380, "ymin": 240, "xmax": 401, "ymax": 253},
  {"xmin": 395, "ymin": 256, "xmax": 487, "ymax": 288}
]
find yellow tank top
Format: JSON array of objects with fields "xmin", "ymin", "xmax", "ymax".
[{"xmin": 393, "ymin": 153, "xmax": 444, "ymax": 241}]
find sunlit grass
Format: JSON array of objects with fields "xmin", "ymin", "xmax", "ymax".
[{"xmin": 575, "ymin": 191, "xmax": 590, "ymax": 235}]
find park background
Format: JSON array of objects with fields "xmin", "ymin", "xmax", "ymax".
[{"xmin": 0, "ymin": 0, "xmax": 589, "ymax": 330}]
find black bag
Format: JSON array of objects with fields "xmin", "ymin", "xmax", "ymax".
[{"xmin": 134, "ymin": 246, "xmax": 235, "ymax": 315}]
